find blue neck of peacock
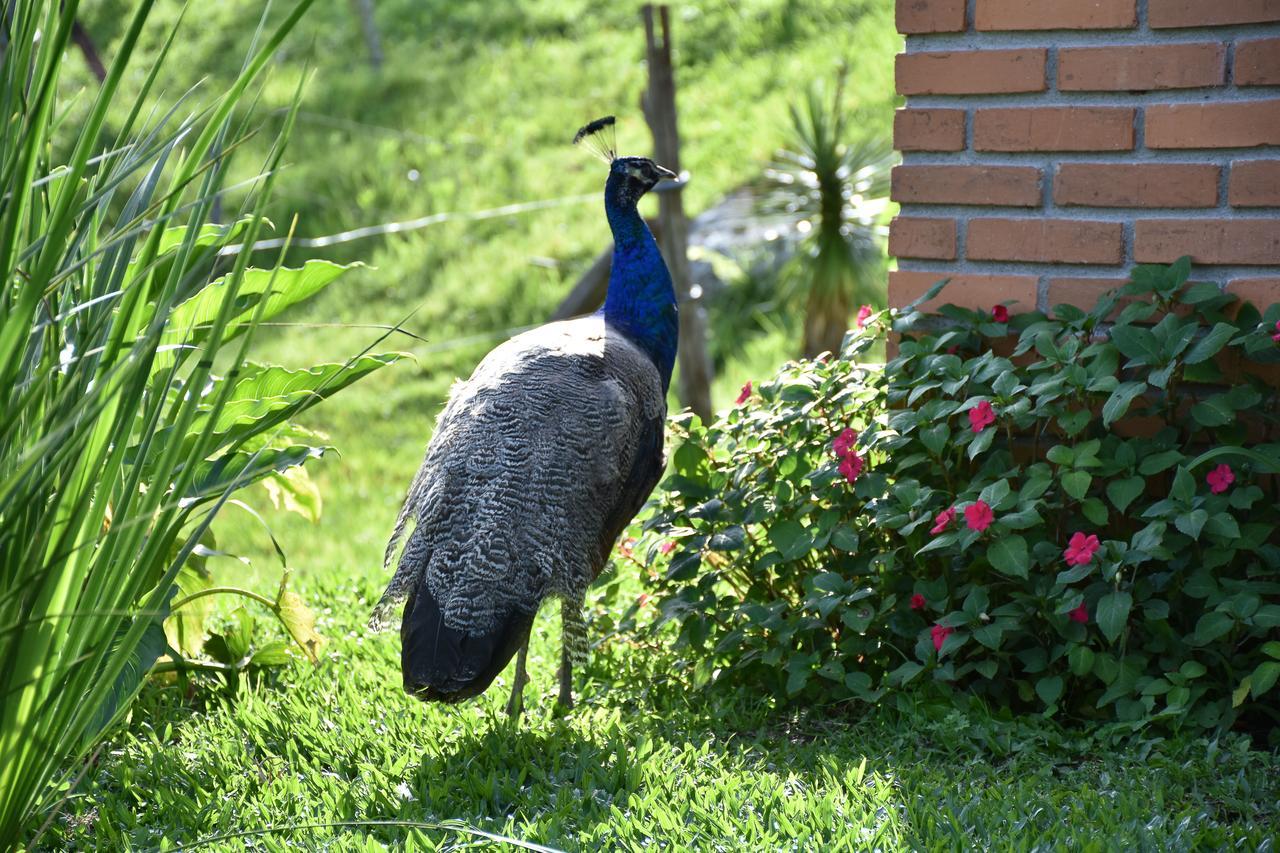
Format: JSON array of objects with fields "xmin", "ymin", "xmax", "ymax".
[{"xmin": 600, "ymin": 172, "xmax": 678, "ymax": 390}]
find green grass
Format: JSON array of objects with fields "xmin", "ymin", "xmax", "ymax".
[
  {"xmin": 43, "ymin": 577, "xmax": 1280, "ymax": 849},
  {"xmin": 33, "ymin": 1, "xmax": 1280, "ymax": 849}
]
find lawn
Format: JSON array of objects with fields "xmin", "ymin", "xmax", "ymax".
[{"xmin": 32, "ymin": 0, "xmax": 1280, "ymax": 849}]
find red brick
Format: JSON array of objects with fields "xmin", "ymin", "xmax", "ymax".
[
  {"xmin": 1057, "ymin": 44, "xmax": 1225, "ymax": 91},
  {"xmin": 889, "ymin": 271, "xmax": 1039, "ymax": 313},
  {"xmin": 1054, "ymin": 163, "xmax": 1220, "ymax": 207},
  {"xmin": 968, "ymin": 218, "xmax": 1125, "ymax": 264},
  {"xmin": 891, "ymin": 165, "xmax": 1042, "ymax": 206},
  {"xmin": 1149, "ymin": 0, "xmax": 1280, "ymax": 27},
  {"xmin": 975, "ymin": 0, "xmax": 1136, "ymax": 29},
  {"xmin": 1236, "ymin": 38, "xmax": 1280, "ymax": 86},
  {"xmin": 897, "ymin": 0, "xmax": 966, "ymax": 32},
  {"xmin": 1229, "ymin": 160, "xmax": 1280, "ymax": 206},
  {"xmin": 889, "ymin": 218, "xmax": 958, "ymax": 260},
  {"xmin": 894, "ymin": 109, "xmax": 966, "ymax": 152},
  {"xmin": 896, "ymin": 50, "xmax": 1047, "ymax": 95},
  {"xmin": 1146, "ymin": 100, "xmax": 1280, "ymax": 148},
  {"xmin": 1135, "ymin": 220, "xmax": 1280, "ymax": 265},
  {"xmin": 974, "ymin": 107, "xmax": 1135, "ymax": 151},
  {"xmin": 1228, "ymin": 278, "xmax": 1280, "ymax": 314}
]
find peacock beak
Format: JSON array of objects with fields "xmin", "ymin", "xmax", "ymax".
[{"xmin": 654, "ymin": 164, "xmax": 678, "ymax": 181}]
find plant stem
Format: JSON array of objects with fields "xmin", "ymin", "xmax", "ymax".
[{"xmin": 171, "ymin": 587, "xmax": 276, "ymax": 612}]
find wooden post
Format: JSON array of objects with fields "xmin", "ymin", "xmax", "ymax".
[{"xmin": 642, "ymin": 4, "xmax": 713, "ymax": 422}]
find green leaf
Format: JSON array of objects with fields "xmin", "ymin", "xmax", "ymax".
[
  {"xmin": 1191, "ymin": 611, "xmax": 1233, "ymax": 646},
  {"xmin": 1096, "ymin": 590, "xmax": 1132, "ymax": 643},
  {"xmin": 1069, "ymin": 645, "xmax": 1094, "ymax": 676},
  {"xmin": 830, "ymin": 526, "xmax": 860, "ymax": 552},
  {"xmin": 1184, "ymin": 322, "xmax": 1238, "ymax": 364},
  {"xmin": 1203, "ymin": 512, "xmax": 1240, "ymax": 540},
  {"xmin": 1174, "ymin": 509, "xmax": 1208, "ymax": 540},
  {"xmin": 1106, "ymin": 477, "xmax": 1146, "ymax": 513},
  {"xmin": 768, "ymin": 520, "xmax": 811, "ymax": 561},
  {"xmin": 1061, "ymin": 471, "xmax": 1092, "ymax": 501},
  {"xmin": 1110, "ymin": 326, "xmax": 1161, "ymax": 365},
  {"xmin": 1102, "ymin": 381, "xmax": 1147, "ymax": 427},
  {"xmin": 967, "ymin": 428, "xmax": 994, "ymax": 460},
  {"xmin": 1191, "ymin": 397, "xmax": 1234, "ymax": 428},
  {"xmin": 920, "ymin": 423, "xmax": 949, "ymax": 456},
  {"xmin": 1170, "ymin": 466, "xmax": 1195, "ymax": 504},
  {"xmin": 987, "ymin": 535, "xmax": 1029, "ymax": 579},
  {"xmin": 1081, "ymin": 498, "xmax": 1108, "ymax": 527},
  {"xmin": 1036, "ymin": 675, "xmax": 1064, "ymax": 706},
  {"xmin": 709, "ymin": 526, "xmax": 747, "ymax": 551},
  {"xmin": 1250, "ymin": 663, "xmax": 1280, "ymax": 699},
  {"xmin": 1139, "ymin": 450, "xmax": 1184, "ymax": 476}
]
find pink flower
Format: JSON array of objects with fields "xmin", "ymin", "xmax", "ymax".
[
  {"xmin": 735, "ymin": 381, "xmax": 753, "ymax": 405},
  {"xmin": 1207, "ymin": 463, "xmax": 1234, "ymax": 495},
  {"xmin": 931, "ymin": 624, "xmax": 953, "ymax": 652},
  {"xmin": 992, "ymin": 305, "xmax": 1009, "ymax": 323},
  {"xmin": 1063, "ymin": 532, "xmax": 1100, "ymax": 567},
  {"xmin": 832, "ymin": 427, "xmax": 858, "ymax": 459},
  {"xmin": 930, "ymin": 507, "xmax": 956, "ymax": 535},
  {"xmin": 839, "ymin": 452, "xmax": 864, "ymax": 484},
  {"xmin": 964, "ymin": 500, "xmax": 994, "ymax": 532},
  {"xmin": 910, "ymin": 593, "xmax": 926, "ymax": 610},
  {"xmin": 638, "ymin": 593, "xmax": 651, "ymax": 608},
  {"xmin": 658, "ymin": 540, "xmax": 676, "ymax": 555},
  {"xmin": 1272, "ymin": 320, "xmax": 1280, "ymax": 343},
  {"xmin": 1069, "ymin": 603, "xmax": 1089, "ymax": 624},
  {"xmin": 946, "ymin": 346, "xmax": 959, "ymax": 355},
  {"xmin": 856, "ymin": 305, "xmax": 874, "ymax": 329},
  {"xmin": 968, "ymin": 401, "xmax": 996, "ymax": 433}
]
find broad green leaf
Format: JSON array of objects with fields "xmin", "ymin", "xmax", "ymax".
[
  {"xmin": 263, "ymin": 466, "xmax": 323, "ymax": 523},
  {"xmin": 1192, "ymin": 611, "xmax": 1233, "ymax": 646},
  {"xmin": 275, "ymin": 589, "xmax": 325, "ymax": 664},
  {"xmin": 1174, "ymin": 509, "xmax": 1208, "ymax": 540},
  {"xmin": 1110, "ymin": 325, "xmax": 1161, "ymax": 365},
  {"xmin": 1185, "ymin": 322, "xmax": 1238, "ymax": 364},
  {"xmin": 1139, "ymin": 450, "xmax": 1183, "ymax": 476},
  {"xmin": 1036, "ymin": 675, "xmax": 1064, "ymax": 706},
  {"xmin": 768, "ymin": 520, "xmax": 810, "ymax": 561},
  {"xmin": 987, "ymin": 535, "xmax": 1028, "ymax": 579},
  {"xmin": 1061, "ymin": 471, "xmax": 1092, "ymax": 500},
  {"xmin": 1102, "ymin": 381, "xmax": 1147, "ymax": 427},
  {"xmin": 1096, "ymin": 590, "xmax": 1132, "ymax": 643}
]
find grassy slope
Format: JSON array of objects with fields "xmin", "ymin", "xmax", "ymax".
[{"xmin": 39, "ymin": 1, "xmax": 1280, "ymax": 849}]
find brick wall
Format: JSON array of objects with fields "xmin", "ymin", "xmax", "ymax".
[{"xmin": 888, "ymin": 0, "xmax": 1280, "ymax": 318}]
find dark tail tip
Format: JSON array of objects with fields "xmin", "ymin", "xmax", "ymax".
[{"xmin": 400, "ymin": 588, "xmax": 533, "ymax": 703}]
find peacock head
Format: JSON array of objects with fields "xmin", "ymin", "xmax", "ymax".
[
  {"xmin": 607, "ymin": 156, "xmax": 677, "ymax": 207},
  {"xmin": 574, "ymin": 115, "xmax": 676, "ymax": 209}
]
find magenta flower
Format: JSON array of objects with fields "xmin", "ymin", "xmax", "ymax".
[
  {"xmin": 931, "ymin": 624, "xmax": 953, "ymax": 652},
  {"xmin": 992, "ymin": 305, "xmax": 1009, "ymax": 323},
  {"xmin": 1272, "ymin": 320, "xmax": 1280, "ymax": 343},
  {"xmin": 833, "ymin": 427, "xmax": 859, "ymax": 459},
  {"xmin": 964, "ymin": 500, "xmax": 994, "ymax": 532},
  {"xmin": 1063, "ymin": 532, "xmax": 1101, "ymax": 567},
  {"xmin": 658, "ymin": 540, "xmax": 676, "ymax": 555},
  {"xmin": 930, "ymin": 507, "xmax": 956, "ymax": 535},
  {"xmin": 856, "ymin": 304, "xmax": 874, "ymax": 329},
  {"xmin": 839, "ymin": 452, "xmax": 864, "ymax": 484},
  {"xmin": 1206, "ymin": 463, "xmax": 1234, "ymax": 495},
  {"xmin": 735, "ymin": 381, "xmax": 753, "ymax": 405},
  {"xmin": 910, "ymin": 593, "xmax": 926, "ymax": 610},
  {"xmin": 1069, "ymin": 603, "xmax": 1089, "ymax": 624},
  {"xmin": 968, "ymin": 401, "xmax": 996, "ymax": 433}
]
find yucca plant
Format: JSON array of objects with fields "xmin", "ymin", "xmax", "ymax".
[
  {"xmin": 0, "ymin": 0, "xmax": 402, "ymax": 843},
  {"xmin": 752, "ymin": 72, "xmax": 895, "ymax": 359}
]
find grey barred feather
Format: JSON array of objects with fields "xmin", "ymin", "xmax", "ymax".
[{"xmin": 370, "ymin": 315, "xmax": 666, "ymax": 638}]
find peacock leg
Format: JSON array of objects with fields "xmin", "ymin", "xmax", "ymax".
[
  {"xmin": 506, "ymin": 642, "xmax": 528, "ymax": 719},
  {"xmin": 557, "ymin": 597, "xmax": 586, "ymax": 710}
]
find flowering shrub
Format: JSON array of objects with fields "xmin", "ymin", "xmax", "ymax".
[{"xmin": 640, "ymin": 259, "xmax": 1280, "ymax": 739}]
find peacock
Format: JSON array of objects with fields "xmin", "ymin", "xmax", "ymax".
[{"xmin": 370, "ymin": 117, "xmax": 678, "ymax": 716}]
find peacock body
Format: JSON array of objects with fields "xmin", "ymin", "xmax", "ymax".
[{"xmin": 371, "ymin": 119, "xmax": 677, "ymax": 713}]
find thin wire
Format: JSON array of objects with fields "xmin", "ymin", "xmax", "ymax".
[{"xmin": 221, "ymin": 193, "xmax": 596, "ymax": 254}]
